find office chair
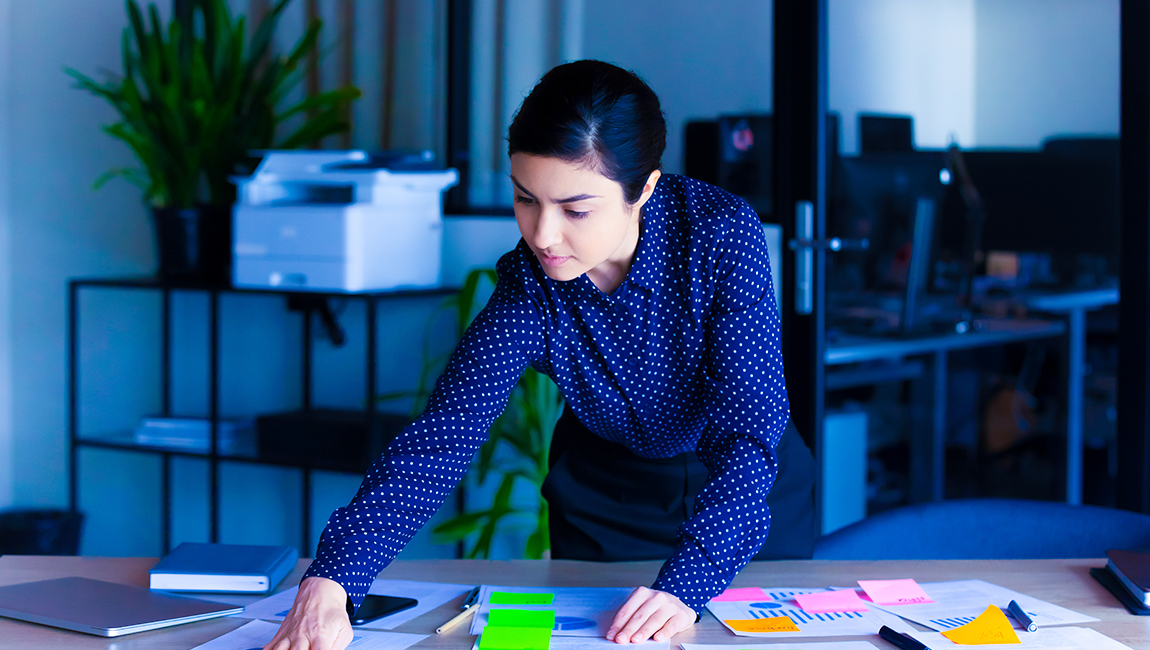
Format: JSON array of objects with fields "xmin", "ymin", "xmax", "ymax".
[{"xmin": 812, "ymin": 498, "xmax": 1150, "ymax": 560}]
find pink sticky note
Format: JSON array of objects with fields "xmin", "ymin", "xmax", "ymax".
[
  {"xmin": 711, "ymin": 587, "xmax": 769, "ymax": 602},
  {"xmin": 857, "ymin": 579, "xmax": 934, "ymax": 606},
  {"xmin": 794, "ymin": 589, "xmax": 870, "ymax": 613}
]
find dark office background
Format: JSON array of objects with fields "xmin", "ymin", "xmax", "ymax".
[{"xmin": 0, "ymin": 0, "xmax": 1125, "ymax": 557}]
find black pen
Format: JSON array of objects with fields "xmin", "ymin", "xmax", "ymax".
[
  {"xmin": 1008, "ymin": 599, "xmax": 1038, "ymax": 632},
  {"xmin": 435, "ymin": 586, "xmax": 481, "ymax": 635},
  {"xmin": 879, "ymin": 625, "xmax": 931, "ymax": 650},
  {"xmin": 462, "ymin": 586, "xmax": 481, "ymax": 609}
]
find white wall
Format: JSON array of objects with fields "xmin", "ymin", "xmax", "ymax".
[
  {"xmin": 7, "ymin": 1, "xmax": 155, "ymax": 509},
  {"xmin": 829, "ymin": 0, "xmax": 977, "ymax": 154},
  {"xmin": 973, "ymin": 0, "xmax": 1119, "ymax": 147},
  {"xmin": 828, "ymin": 0, "xmax": 1119, "ymax": 153}
]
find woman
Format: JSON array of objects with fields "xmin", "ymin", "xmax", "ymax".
[{"xmin": 267, "ymin": 60, "xmax": 815, "ymax": 650}]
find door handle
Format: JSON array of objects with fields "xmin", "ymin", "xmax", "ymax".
[{"xmin": 787, "ymin": 201, "xmax": 868, "ymax": 315}]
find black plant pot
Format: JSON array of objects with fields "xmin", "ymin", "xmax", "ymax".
[{"xmin": 151, "ymin": 204, "xmax": 232, "ymax": 284}]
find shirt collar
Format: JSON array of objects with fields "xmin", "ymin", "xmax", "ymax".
[{"xmin": 621, "ymin": 179, "xmax": 669, "ymax": 293}]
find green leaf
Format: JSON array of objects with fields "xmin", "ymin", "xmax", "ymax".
[
  {"xmin": 431, "ymin": 510, "xmax": 489, "ymax": 541},
  {"xmin": 68, "ymin": 0, "xmax": 359, "ymax": 208},
  {"xmin": 93, "ymin": 167, "xmax": 148, "ymax": 193},
  {"xmin": 275, "ymin": 86, "xmax": 362, "ymax": 123}
]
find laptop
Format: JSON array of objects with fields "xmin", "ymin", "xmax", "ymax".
[{"xmin": 0, "ymin": 576, "xmax": 242, "ymax": 637}]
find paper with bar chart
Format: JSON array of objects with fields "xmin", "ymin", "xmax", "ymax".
[
  {"xmin": 704, "ymin": 587, "xmax": 915, "ymax": 638},
  {"xmin": 861, "ymin": 580, "xmax": 1098, "ymax": 631}
]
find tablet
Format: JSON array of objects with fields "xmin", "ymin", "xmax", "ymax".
[{"xmin": 0, "ymin": 576, "xmax": 243, "ymax": 637}]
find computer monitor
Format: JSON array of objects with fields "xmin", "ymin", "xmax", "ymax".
[
  {"xmin": 830, "ymin": 152, "xmax": 950, "ymax": 290},
  {"xmin": 684, "ymin": 113, "xmax": 841, "ymax": 223},
  {"xmin": 859, "ymin": 114, "xmax": 914, "ymax": 154},
  {"xmin": 828, "ymin": 151, "xmax": 953, "ymax": 332},
  {"xmin": 717, "ymin": 114, "xmax": 773, "ymax": 218},
  {"xmin": 935, "ymin": 139, "xmax": 1119, "ymax": 287}
]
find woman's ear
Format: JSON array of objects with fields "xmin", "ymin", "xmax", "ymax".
[{"xmin": 633, "ymin": 169, "xmax": 662, "ymax": 210}]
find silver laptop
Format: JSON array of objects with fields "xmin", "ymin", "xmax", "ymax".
[{"xmin": 0, "ymin": 576, "xmax": 243, "ymax": 637}]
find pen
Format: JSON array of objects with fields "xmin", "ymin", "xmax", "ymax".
[
  {"xmin": 1008, "ymin": 599, "xmax": 1038, "ymax": 632},
  {"xmin": 879, "ymin": 625, "xmax": 931, "ymax": 650},
  {"xmin": 435, "ymin": 586, "xmax": 481, "ymax": 635}
]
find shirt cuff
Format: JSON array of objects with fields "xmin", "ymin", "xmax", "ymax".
[
  {"xmin": 650, "ymin": 539, "xmax": 732, "ymax": 613},
  {"xmin": 303, "ymin": 541, "xmax": 380, "ymax": 614}
]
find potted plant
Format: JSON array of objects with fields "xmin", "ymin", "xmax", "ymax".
[{"xmin": 66, "ymin": 0, "xmax": 360, "ymax": 282}]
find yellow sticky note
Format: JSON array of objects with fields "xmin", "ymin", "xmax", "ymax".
[
  {"xmin": 724, "ymin": 616, "xmax": 801, "ymax": 633},
  {"xmin": 942, "ymin": 605, "xmax": 1021, "ymax": 645}
]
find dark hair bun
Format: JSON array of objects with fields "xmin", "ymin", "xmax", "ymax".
[{"xmin": 508, "ymin": 60, "xmax": 666, "ymax": 204}]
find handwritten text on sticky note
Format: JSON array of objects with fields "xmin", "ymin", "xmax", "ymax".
[
  {"xmin": 857, "ymin": 579, "xmax": 934, "ymax": 605},
  {"xmin": 489, "ymin": 592, "xmax": 555, "ymax": 605},
  {"xmin": 942, "ymin": 605, "xmax": 1021, "ymax": 645},
  {"xmin": 712, "ymin": 587, "xmax": 770, "ymax": 602},
  {"xmin": 724, "ymin": 616, "xmax": 801, "ymax": 633},
  {"xmin": 794, "ymin": 589, "xmax": 869, "ymax": 613}
]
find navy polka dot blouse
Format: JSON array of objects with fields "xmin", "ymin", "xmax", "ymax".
[{"xmin": 304, "ymin": 174, "xmax": 791, "ymax": 613}]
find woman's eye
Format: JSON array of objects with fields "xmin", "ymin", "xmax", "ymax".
[
  {"xmin": 514, "ymin": 195, "xmax": 536, "ymax": 206},
  {"xmin": 566, "ymin": 210, "xmax": 589, "ymax": 219}
]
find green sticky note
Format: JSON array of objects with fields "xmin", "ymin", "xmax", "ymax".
[
  {"xmin": 478, "ymin": 626, "xmax": 552, "ymax": 650},
  {"xmin": 489, "ymin": 591, "xmax": 555, "ymax": 605},
  {"xmin": 488, "ymin": 609, "xmax": 556, "ymax": 629}
]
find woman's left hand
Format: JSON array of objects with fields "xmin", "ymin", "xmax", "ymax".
[{"xmin": 606, "ymin": 586, "xmax": 696, "ymax": 644}]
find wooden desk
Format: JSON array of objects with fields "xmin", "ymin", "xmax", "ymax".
[{"xmin": 1, "ymin": 556, "xmax": 1146, "ymax": 649}]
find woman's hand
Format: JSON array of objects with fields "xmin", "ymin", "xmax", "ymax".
[
  {"xmin": 264, "ymin": 576, "xmax": 355, "ymax": 650},
  {"xmin": 606, "ymin": 586, "xmax": 696, "ymax": 644}
]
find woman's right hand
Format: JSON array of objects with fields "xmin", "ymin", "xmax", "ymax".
[{"xmin": 264, "ymin": 576, "xmax": 355, "ymax": 650}]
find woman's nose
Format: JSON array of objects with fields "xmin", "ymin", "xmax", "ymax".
[{"xmin": 533, "ymin": 208, "xmax": 563, "ymax": 250}]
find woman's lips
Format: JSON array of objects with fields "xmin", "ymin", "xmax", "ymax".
[{"xmin": 540, "ymin": 254, "xmax": 571, "ymax": 267}]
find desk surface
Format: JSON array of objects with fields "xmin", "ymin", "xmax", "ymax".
[{"xmin": 1, "ymin": 556, "xmax": 1146, "ymax": 650}]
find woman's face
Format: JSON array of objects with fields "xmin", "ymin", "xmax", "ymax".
[{"xmin": 510, "ymin": 153, "xmax": 659, "ymax": 292}]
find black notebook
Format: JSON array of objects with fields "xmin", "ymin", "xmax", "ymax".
[{"xmin": 1106, "ymin": 548, "xmax": 1150, "ymax": 606}]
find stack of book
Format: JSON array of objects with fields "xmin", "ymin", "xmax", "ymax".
[
  {"xmin": 133, "ymin": 417, "xmax": 256, "ymax": 455},
  {"xmin": 1103, "ymin": 549, "xmax": 1150, "ymax": 611}
]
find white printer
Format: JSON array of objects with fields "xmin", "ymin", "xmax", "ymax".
[{"xmin": 232, "ymin": 150, "xmax": 458, "ymax": 292}]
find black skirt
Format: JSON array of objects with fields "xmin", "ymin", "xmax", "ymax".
[{"xmin": 542, "ymin": 405, "xmax": 817, "ymax": 562}]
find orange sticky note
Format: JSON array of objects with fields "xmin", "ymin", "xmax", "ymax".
[
  {"xmin": 724, "ymin": 616, "xmax": 801, "ymax": 633},
  {"xmin": 857, "ymin": 578, "xmax": 934, "ymax": 605},
  {"xmin": 712, "ymin": 587, "xmax": 769, "ymax": 602},
  {"xmin": 794, "ymin": 589, "xmax": 869, "ymax": 613},
  {"xmin": 942, "ymin": 605, "xmax": 1021, "ymax": 645}
]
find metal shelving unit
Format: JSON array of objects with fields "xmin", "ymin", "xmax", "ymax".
[{"xmin": 67, "ymin": 276, "xmax": 455, "ymax": 554}]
